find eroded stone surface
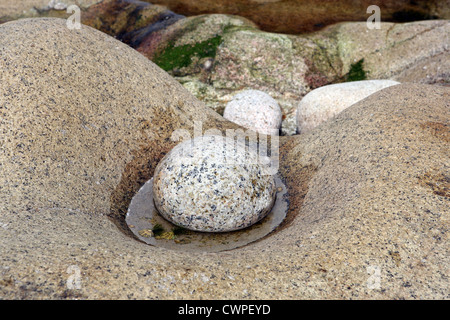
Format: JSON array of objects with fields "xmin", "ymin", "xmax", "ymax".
[
  {"xmin": 153, "ymin": 135, "xmax": 276, "ymax": 232},
  {"xmin": 153, "ymin": 19, "xmax": 448, "ymax": 135}
]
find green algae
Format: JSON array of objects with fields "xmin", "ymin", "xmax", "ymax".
[
  {"xmin": 153, "ymin": 34, "xmax": 223, "ymax": 71},
  {"xmin": 151, "ymin": 223, "xmax": 164, "ymax": 236},
  {"xmin": 346, "ymin": 58, "xmax": 367, "ymax": 82}
]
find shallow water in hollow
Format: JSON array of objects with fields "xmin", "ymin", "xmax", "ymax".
[{"xmin": 126, "ymin": 176, "xmax": 288, "ymax": 252}]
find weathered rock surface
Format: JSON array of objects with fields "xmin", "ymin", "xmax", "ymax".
[
  {"xmin": 145, "ymin": 0, "xmax": 450, "ymax": 34},
  {"xmin": 139, "ymin": 14, "xmax": 320, "ymax": 135},
  {"xmin": 0, "ymin": 18, "xmax": 449, "ymax": 299},
  {"xmin": 81, "ymin": 0, "xmax": 186, "ymax": 50},
  {"xmin": 296, "ymin": 80, "xmax": 400, "ymax": 134}
]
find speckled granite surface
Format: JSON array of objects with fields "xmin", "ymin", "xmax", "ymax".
[
  {"xmin": 224, "ymin": 90, "xmax": 282, "ymax": 135},
  {"xmin": 153, "ymin": 135, "xmax": 276, "ymax": 232},
  {"xmin": 0, "ymin": 18, "xmax": 448, "ymax": 299}
]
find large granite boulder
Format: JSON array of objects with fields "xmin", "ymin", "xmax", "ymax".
[{"xmin": 1, "ymin": 18, "xmax": 448, "ymax": 299}]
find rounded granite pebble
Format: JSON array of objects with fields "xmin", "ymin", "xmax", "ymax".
[
  {"xmin": 152, "ymin": 135, "xmax": 277, "ymax": 232},
  {"xmin": 296, "ymin": 79, "xmax": 400, "ymax": 133},
  {"xmin": 223, "ymin": 89, "xmax": 282, "ymax": 135}
]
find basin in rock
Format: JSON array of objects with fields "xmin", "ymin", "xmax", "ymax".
[{"xmin": 152, "ymin": 135, "xmax": 277, "ymax": 232}]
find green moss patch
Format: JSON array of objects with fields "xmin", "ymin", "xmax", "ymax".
[
  {"xmin": 153, "ymin": 35, "xmax": 222, "ymax": 71},
  {"xmin": 346, "ymin": 58, "xmax": 367, "ymax": 82}
]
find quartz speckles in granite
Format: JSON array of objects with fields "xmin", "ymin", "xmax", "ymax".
[
  {"xmin": 152, "ymin": 135, "xmax": 277, "ymax": 232},
  {"xmin": 223, "ymin": 89, "xmax": 282, "ymax": 135}
]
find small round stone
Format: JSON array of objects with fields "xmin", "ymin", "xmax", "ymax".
[
  {"xmin": 296, "ymin": 80, "xmax": 400, "ymax": 133},
  {"xmin": 152, "ymin": 135, "xmax": 276, "ymax": 232},
  {"xmin": 223, "ymin": 89, "xmax": 282, "ymax": 135}
]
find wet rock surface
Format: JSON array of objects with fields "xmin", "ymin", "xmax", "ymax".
[{"xmin": 126, "ymin": 175, "xmax": 288, "ymax": 252}]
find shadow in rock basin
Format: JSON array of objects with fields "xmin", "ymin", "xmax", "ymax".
[{"xmin": 125, "ymin": 177, "xmax": 288, "ymax": 252}]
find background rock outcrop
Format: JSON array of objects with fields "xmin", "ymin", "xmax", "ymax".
[
  {"xmin": 1, "ymin": 1, "xmax": 448, "ymax": 135},
  {"xmin": 145, "ymin": 0, "xmax": 450, "ymax": 33}
]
